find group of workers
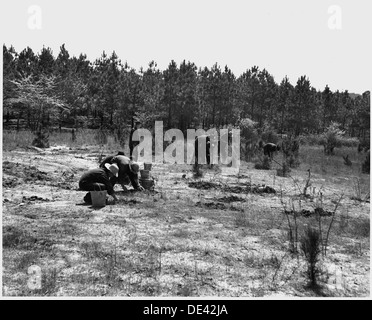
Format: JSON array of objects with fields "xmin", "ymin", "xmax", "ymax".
[
  {"xmin": 79, "ymin": 152, "xmax": 144, "ymax": 204},
  {"xmin": 78, "ymin": 120, "xmax": 144, "ymax": 204},
  {"xmin": 78, "ymin": 119, "xmax": 282, "ymax": 204}
]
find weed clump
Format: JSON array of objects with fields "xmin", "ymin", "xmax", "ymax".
[
  {"xmin": 282, "ymin": 137, "xmax": 300, "ymax": 168},
  {"xmin": 254, "ymin": 156, "xmax": 271, "ymax": 170},
  {"xmin": 94, "ymin": 130, "xmax": 108, "ymax": 145},
  {"xmin": 300, "ymin": 226, "xmax": 322, "ymax": 287},
  {"xmin": 362, "ymin": 152, "xmax": 370, "ymax": 174},
  {"xmin": 277, "ymin": 161, "xmax": 291, "ymax": 177},
  {"xmin": 192, "ymin": 163, "xmax": 203, "ymax": 178},
  {"xmin": 32, "ymin": 130, "xmax": 50, "ymax": 148}
]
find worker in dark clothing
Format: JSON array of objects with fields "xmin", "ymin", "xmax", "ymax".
[
  {"xmin": 129, "ymin": 121, "xmax": 141, "ymax": 161},
  {"xmin": 263, "ymin": 143, "xmax": 280, "ymax": 159},
  {"xmin": 102, "ymin": 154, "xmax": 144, "ymax": 191},
  {"xmin": 99, "ymin": 151, "xmax": 125, "ymax": 169},
  {"xmin": 79, "ymin": 163, "xmax": 119, "ymax": 204}
]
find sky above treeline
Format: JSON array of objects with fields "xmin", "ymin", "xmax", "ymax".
[{"xmin": 1, "ymin": 0, "xmax": 371, "ymax": 94}]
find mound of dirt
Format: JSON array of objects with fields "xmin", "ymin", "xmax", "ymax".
[
  {"xmin": 189, "ymin": 180, "xmax": 276, "ymax": 194},
  {"xmin": 216, "ymin": 195, "xmax": 246, "ymax": 203},
  {"xmin": 196, "ymin": 201, "xmax": 243, "ymax": 212},
  {"xmin": 284, "ymin": 207, "xmax": 333, "ymax": 217},
  {"xmin": 3, "ymin": 161, "xmax": 79, "ymax": 190},
  {"xmin": 188, "ymin": 181, "xmax": 221, "ymax": 190},
  {"xmin": 3, "ymin": 161, "xmax": 51, "ymax": 184},
  {"xmin": 116, "ymin": 198, "xmax": 141, "ymax": 205},
  {"xmin": 225, "ymin": 184, "xmax": 276, "ymax": 194},
  {"xmin": 50, "ymin": 171, "xmax": 76, "ymax": 190},
  {"xmin": 2, "ymin": 177, "xmax": 21, "ymax": 188},
  {"xmin": 22, "ymin": 196, "xmax": 51, "ymax": 203}
]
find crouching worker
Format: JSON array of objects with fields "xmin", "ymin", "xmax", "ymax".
[
  {"xmin": 101, "ymin": 155, "xmax": 145, "ymax": 192},
  {"xmin": 79, "ymin": 163, "xmax": 119, "ymax": 204},
  {"xmin": 99, "ymin": 151, "xmax": 125, "ymax": 168}
]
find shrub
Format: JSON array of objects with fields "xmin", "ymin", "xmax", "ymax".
[
  {"xmin": 281, "ymin": 136, "xmax": 300, "ymax": 168},
  {"xmin": 94, "ymin": 130, "xmax": 108, "ymax": 145},
  {"xmin": 303, "ymin": 133, "xmax": 359, "ymax": 149},
  {"xmin": 32, "ymin": 130, "xmax": 50, "ymax": 148},
  {"xmin": 342, "ymin": 155, "xmax": 352, "ymax": 166},
  {"xmin": 339, "ymin": 136, "xmax": 359, "ymax": 148},
  {"xmin": 351, "ymin": 218, "xmax": 370, "ymax": 238},
  {"xmin": 192, "ymin": 163, "xmax": 203, "ymax": 178},
  {"xmin": 234, "ymin": 211, "xmax": 250, "ymax": 228},
  {"xmin": 358, "ymin": 139, "xmax": 370, "ymax": 152},
  {"xmin": 362, "ymin": 152, "xmax": 370, "ymax": 174},
  {"xmin": 300, "ymin": 226, "xmax": 322, "ymax": 287},
  {"xmin": 277, "ymin": 161, "xmax": 291, "ymax": 177},
  {"xmin": 260, "ymin": 121, "xmax": 279, "ymax": 145},
  {"xmin": 239, "ymin": 118, "xmax": 260, "ymax": 160},
  {"xmin": 303, "ymin": 134, "xmax": 323, "ymax": 146},
  {"xmin": 287, "ymin": 154, "xmax": 300, "ymax": 168},
  {"xmin": 254, "ymin": 156, "xmax": 271, "ymax": 170},
  {"xmin": 322, "ymin": 122, "xmax": 345, "ymax": 155}
]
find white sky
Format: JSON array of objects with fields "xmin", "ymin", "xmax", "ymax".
[{"xmin": 1, "ymin": 0, "xmax": 371, "ymax": 93}]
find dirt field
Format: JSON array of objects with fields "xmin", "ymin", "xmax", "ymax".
[{"xmin": 2, "ymin": 145, "xmax": 370, "ymax": 297}]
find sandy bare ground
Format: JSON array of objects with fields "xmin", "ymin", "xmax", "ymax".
[{"xmin": 2, "ymin": 146, "xmax": 370, "ymax": 297}]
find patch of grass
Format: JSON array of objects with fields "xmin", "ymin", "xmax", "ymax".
[
  {"xmin": 243, "ymin": 252, "xmax": 282, "ymax": 270},
  {"xmin": 234, "ymin": 210, "xmax": 251, "ymax": 228},
  {"xmin": 2, "ymin": 129, "xmax": 123, "ymax": 152},
  {"xmin": 261, "ymin": 254, "xmax": 281, "ymax": 269},
  {"xmin": 2, "ymin": 130, "xmax": 34, "ymax": 150},
  {"xmin": 80, "ymin": 241, "xmax": 104, "ymax": 259},
  {"xmin": 337, "ymin": 213, "xmax": 351, "ymax": 233},
  {"xmin": 254, "ymin": 156, "xmax": 271, "ymax": 170},
  {"xmin": 69, "ymin": 272, "xmax": 94, "ymax": 286},
  {"xmin": 251, "ymin": 287, "xmax": 267, "ymax": 297},
  {"xmin": 277, "ymin": 161, "xmax": 291, "ymax": 177},
  {"xmin": 21, "ymin": 267, "xmax": 59, "ymax": 296},
  {"xmin": 39, "ymin": 268, "xmax": 59, "ymax": 295},
  {"xmin": 177, "ymin": 280, "xmax": 197, "ymax": 296},
  {"xmin": 32, "ymin": 130, "xmax": 50, "ymax": 148},
  {"xmin": 172, "ymin": 228, "xmax": 190, "ymax": 238},
  {"xmin": 192, "ymin": 163, "xmax": 203, "ymax": 178},
  {"xmin": 60, "ymin": 221, "xmax": 81, "ymax": 236},
  {"xmin": 350, "ymin": 218, "xmax": 370, "ymax": 238},
  {"xmin": 342, "ymin": 243, "xmax": 364, "ymax": 257},
  {"xmin": 243, "ymin": 252, "xmax": 257, "ymax": 268},
  {"xmin": 15, "ymin": 252, "xmax": 39, "ymax": 271},
  {"xmin": 351, "ymin": 177, "xmax": 370, "ymax": 202},
  {"xmin": 3, "ymin": 226, "xmax": 38, "ymax": 250},
  {"xmin": 334, "ymin": 215, "xmax": 370, "ymax": 239},
  {"xmin": 100, "ymin": 248, "xmax": 121, "ymax": 283},
  {"xmin": 299, "ymin": 145, "xmax": 366, "ymax": 179},
  {"xmin": 361, "ymin": 152, "xmax": 370, "ymax": 174}
]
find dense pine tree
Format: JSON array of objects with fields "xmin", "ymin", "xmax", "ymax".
[{"xmin": 3, "ymin": 44, "xmax": 370, "ymax": 142}]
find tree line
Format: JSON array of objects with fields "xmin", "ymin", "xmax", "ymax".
[{"xmin": 3, "ymin": 44, "xmax": 370, "ymax": 142}]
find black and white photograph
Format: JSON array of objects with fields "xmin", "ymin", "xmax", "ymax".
[{"xmin": 1, "ymin": 0, "xmax": 371, "ymax": 301}]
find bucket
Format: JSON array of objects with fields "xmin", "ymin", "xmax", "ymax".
[
  {"xmin": 140, "ymin": 178, "xmax": 154, "ymax": 190},
  {"xmin": 90, "ymin": 190, "xmax": 107, "ymax": 207},
  {"xmin": 140, "ymin": 170, "xmax": 151, "ymax": 179},
  {"xmin": 144, "ymin": 162, "xmax": 152, "ymax": 171}
]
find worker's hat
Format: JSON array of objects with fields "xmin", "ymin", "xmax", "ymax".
[
  {"xmin": 104, "ymin": 163, "xmax": 119, "ymax": 177},
  {"xmin": 129, "ymin": 162, "xmax": 140, "ymax": 174}
]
